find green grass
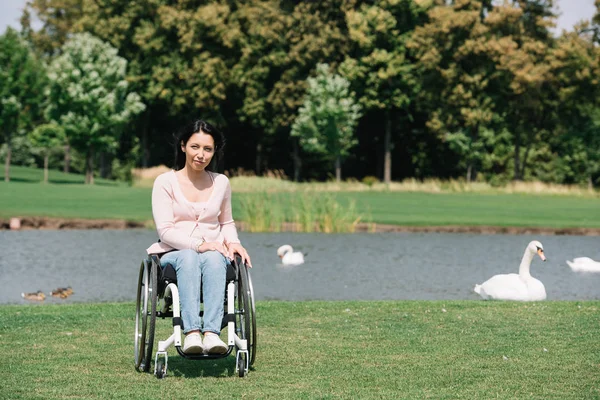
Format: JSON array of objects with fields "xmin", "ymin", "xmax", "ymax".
[
  {"xmin": 0, "ymin": 301, "xmax": 598, "ymax": 399},
  {"xmin": 1, "ymin": 166, "xmax": 599, "ymax": 229},
  {"xmin": 333, "ymin": 191, "xmax": 600, "ymax": 229}
]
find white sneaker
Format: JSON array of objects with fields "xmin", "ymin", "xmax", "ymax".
[
  {"xmin": 183, "ymin": 332, "xmax": 204, "ymax": 354},
  {"xmin": 203, "ymin": 333, "xmax": 228, "ymax": 354}
]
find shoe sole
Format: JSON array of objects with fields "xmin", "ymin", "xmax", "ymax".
[
  {"xmin": 183, "ymin": 345, "xmax": 204, "ymax": 354},
  {"xmin": 203, "ymin": 344, "xmax": 228, "ymax": 355}
]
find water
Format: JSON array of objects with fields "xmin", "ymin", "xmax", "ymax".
[{"xmin": 1, "ymin": 230, "xmax": 598, "ymax": 305}]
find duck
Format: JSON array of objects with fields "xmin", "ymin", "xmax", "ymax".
[
  {"xmin": 50, "ymin": 287, "xmax": 74, "ymax": 299},
  {"xmin": 277, "ymin": 245, "xmax": 305, "ymax": 266},
  {"xmin": 474, "ymin": 240, "xmax": 547, "ymax": 301},
  {"xmin": 566, "ymin": 257, "xmax": 600, "ymax": 273},
  {"xmin": 21, "ymin": 290, "xmax": 46, "ymax": 301}
]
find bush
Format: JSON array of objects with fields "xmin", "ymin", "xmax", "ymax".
[{"xmin": 362, "ymin": 175, "xmax": 379, "ymax": 187}]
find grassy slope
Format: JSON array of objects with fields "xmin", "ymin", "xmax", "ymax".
[
  {"xmin": 333, "ymin": 191, "xmax": 600, "ymax": 228},
  {"xmin": 1, "ymin": 166, "xmax": 599, "ymax": 228},
  {"xmin": 1, "ymin": 301, "xmax": 598, "ymax": 399}
]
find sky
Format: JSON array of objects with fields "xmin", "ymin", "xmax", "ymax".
[{"xmin": 0, "ymin": 0, "xmax": 597, "ymax": 35}]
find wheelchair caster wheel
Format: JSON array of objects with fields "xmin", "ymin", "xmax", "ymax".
[
  {"xmin": 155, "ymin": 359, "xmax": 166, "ymax": 379},
  {"xmin": 237, "ymin": 353, "xmax": 247, "ymax": 378}
]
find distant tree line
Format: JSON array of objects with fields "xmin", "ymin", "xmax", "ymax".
[{"xmin": 1, "ymin": 0, "xmax": 599, "ymax": 187}]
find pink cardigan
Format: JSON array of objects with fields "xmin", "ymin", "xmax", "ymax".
[{"xmin": 146, "ymin": 170, "xmax": 240, "ymax": 255}]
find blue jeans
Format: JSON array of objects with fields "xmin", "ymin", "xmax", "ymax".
[{"xmin": 160, "ymin": 249, "xmax": 228, "ymax": 335}]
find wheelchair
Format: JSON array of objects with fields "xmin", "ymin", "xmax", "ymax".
[{"xmin": 134, "ymin": 252, "xmax": 256, "ymax": 379}]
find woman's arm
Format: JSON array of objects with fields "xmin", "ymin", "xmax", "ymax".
[
  {"xmin": 218, "ymin": 178, "xmax": 252, "ymax": 266},
  {"xmin": 219, "ymin": 179, "xmax": 241, "ymax": 244}
]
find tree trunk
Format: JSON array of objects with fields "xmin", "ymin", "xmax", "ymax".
[
  {"xmin": 588, "ymin": 174, "xmax": 593, "ymax": 190},
  {"xmin": 64, "ymin": 143, "xmax": 71, "ymax": 173},
  {"xmin": 44, "ymin": 153, "xmax": 49, "ymax": 184},
  {"xmin": 99, "ymin": 151, "xmax": 109, "ymax": 179},
  {"xmin": 141, "ymin": 111, "xmax": 149, "ymax": 168},
  {"xmin": 4, "ymin": 140, "xmax": 11, "ymax": 182},
  {"xmin": 466, "ymin": 163, "xmax": 472, "ymax": 183},
  {"xmin": 255, "ymin": 142, "xmax": 262, "ymax": 175},
  {"xmin": 85, "ymin": 148, "xmax": 94, "ymax": 184},
  {"xmin": 292, "ymin": 139, "xmax": 301, "ymax": 182},
  {"xmin": 520, "ymin": 141, "xmax": 532, "ymax": 180},
  {"xmin": 513, "ymin": 132, "xmax": 521, "ymax": 181},
  {"xmin": 335, "ymin": 156, "xmax": 341, "ymax": 182},
  {"xmin": 383, "ymin": 112, "xmax": 392, "ymax": 184}
]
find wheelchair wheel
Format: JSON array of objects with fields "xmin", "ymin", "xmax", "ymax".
[
  {"xmin": 237, "ymin": 352, "xmax": 247, "ymax": 378},
  {"xmin": 237, "ymin": 263, "xmax": 257, "ymax": 367},
  {"xmin": 134, "ymin": 257, "xmax": 158, "ymax": 372}
]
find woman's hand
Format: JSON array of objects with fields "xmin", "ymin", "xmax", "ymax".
[
  {"xmin": 198, "ymin": 241, "xmax": 230, "ymax": 260},
  {"xmin": 227, "ymin": 243, "xmax": 253, "ymax": 268}
]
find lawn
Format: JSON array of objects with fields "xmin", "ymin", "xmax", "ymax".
[
  {"xmin": 1, "ymin": 301, "xmax": 598, "ymax": 399},
  {"xmin": 1, "ymin": 166, "xmax": 599, "ymax": 229}
]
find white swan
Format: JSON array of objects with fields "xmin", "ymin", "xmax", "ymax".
[
  {"xmin": 277, "ymin": 245, "xmax": 305, "ymax": 266},
  {"xmin": 566, "ymin": 257, "xmax": 600, "ymax": 273},
  {"xmin": 474, "ymin": 240, "xmax": 547, "ymax": 301}
]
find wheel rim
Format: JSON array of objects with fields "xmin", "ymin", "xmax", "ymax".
[
  {"xmin": 134, "ymin": 260, "xmax": 149, "ymax": 370},
  {"xmin": 144, "ymin": 258, "xmax": 158, "ymax": 372},
  {"xmin": 246, "ymin": 269, "xmax": 257, "ymax": 366},
  {"xmin": 237, "ymin": 264, "xmax": 256, "ymax": 366}
]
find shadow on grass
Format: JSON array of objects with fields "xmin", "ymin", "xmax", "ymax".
[
  {"xmin": 3, "ymin": 177, "xmax": 48, "ymax": 183},
  {"xmin": 166, "ymin": 355, "xmax": 237, "ymax": 378},
  {"xmin": 3, "ymin": 177, "xmax": 123, "ymax": 186},
  {"xmin": 49, "ymin": 179, "xmax": 121, "ymax": 186}
]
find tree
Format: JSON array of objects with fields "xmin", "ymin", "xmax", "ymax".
[
  {"xmin": 409, "ymin": 0, "xmax": 497, "ymax": 182},
  {"xmin": 28, "ymin": 123, "xmax": 65, "ymax": 183},
  {"xmin": 340, "ymin": 0, "xmax": 428, "ymax": 183},
  {"xmin": 0, "ymin": 27, "xmax": 47, "ymax": 182},
  {"xmin": 228, "ymin": 0, "xmax": 288, "ymax": 175},
  {"xmin": 486, "ymin": 0, "xmax": 557, "ymax": 181},
  {"xmin": 21, "ymin": 0, "xmax": 84, "ymax": 56},
  {"xmin": 546, "ymin": 28, "xmax": 600, "ymax": 187},
  {"xmin": 291, "ymin": 63, "xmax": 362, "ymax": 182},
  {"xmin": 45, "ymin": 33, "xmax": 145, "ymax": 184}
]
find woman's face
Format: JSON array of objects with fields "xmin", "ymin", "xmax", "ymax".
[{"xmin": 181, "ymin": 132, "xmax": 215, "ymax": 171}]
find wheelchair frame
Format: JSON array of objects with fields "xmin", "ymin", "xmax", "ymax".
[{"xmin": 134, "ymin": 253, "xmax": 256, "ymax": 379}]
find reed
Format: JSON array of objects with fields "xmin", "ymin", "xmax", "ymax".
[
  {"xmin": 237, "ymin": 191, "xmax": 363, "ymax": 233},
  {"xmin": 237, "ymin": 192, "xmax": 285, "ymax": 232}
]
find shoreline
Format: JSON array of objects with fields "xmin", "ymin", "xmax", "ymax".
[{"xmin": 2, "ymin": 216, "xmax": 600, "ymax": 236}]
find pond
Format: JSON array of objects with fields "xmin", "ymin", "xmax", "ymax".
[{"xmin": 1, "ymin": 230, "xmax": 598, "ymax": 305}]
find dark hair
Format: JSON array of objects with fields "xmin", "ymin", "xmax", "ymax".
[{"xmin": 173, "ymin": 119, "xmax": 225, "ymax": 172}]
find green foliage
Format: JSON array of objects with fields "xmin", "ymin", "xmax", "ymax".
[
  {"xmin": 0, "ymin": 27, "xmax": 48, "ymax": 180},
  {"xmin": 45, "ymin": 33, "xmax": 145, "ymax": 183},
  {"xmin": 29, "ymin": 122, "xmax": 65, "ymax": 153},
  {"xmin": 362, "ymin": 175, "xmax": 379, "ymax": 187},
  {"xmin": 12, "ymin": 0, "xmax": 600, "ymax": 187},
  {"xmin": 21, "ymin": 0, "xmax": 84, "ymax": 55},
  {"xmin": 0, "ymin": 28, "xmax": 47, "ymax": 138},
  {"xmin": 446, "ymin": 126, "xmax": 513, "ymax": 183},
  {"xmin": 0, "ymin": 136, "xmax": 38, "ymax": 167},
  {"xmin": 291, "ymin": 64, "xmax": 362, "ymax": 180}
]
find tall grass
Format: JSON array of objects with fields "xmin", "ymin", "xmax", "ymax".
[
  {"xmin": 228, "ymin": 175, "xmax": 599, "ymax": 197},
  {"xmin": 236, "ymin": 192, "xmax": 286, "ymax": 232},
  {"xmin": 238, "ymin": 191, "xmax": 364, "ymax": 233},
  {"xmin": 130, "ymin": 165, "xmax": 600, "ymax": 197}
]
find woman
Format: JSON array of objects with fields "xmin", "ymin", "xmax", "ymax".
[{"xmin": 146, "ymin": 119, "xmax": 252, "ymax": 355}]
